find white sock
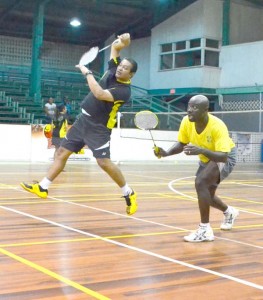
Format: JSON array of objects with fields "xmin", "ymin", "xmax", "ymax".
[
  {"xmin": 224, "ymin": 206, "xmax": 232, "ymax": 214},
  {"xmin": 121, "ymin": 184, "xmax": 132, "ymax": 196},
  {"xmin": 39, "ymin": 177, "xmax": 52, "ymax": 190},
  {"xmin": 200, "ymin": 223, "xmax": 210, "ymax": 228}
]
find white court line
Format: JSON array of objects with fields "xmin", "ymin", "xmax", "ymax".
[
  {"xmin": 235, "ymin": 183, "xmax": 263, "ymax": 188},
  {"xmin": 14, "ymin": 186, "xmax": 263, "ymax": 249},
  {"xmin": 14, "ymin": 186, "xmax": 263, "ymax": 250},
  {"xmin": 0, "ymin": 204, "xmax": 262, "ymax": 291},
  {"xmin": 168, "ymin": 176, "xmax": 263, "ymax": 218}
]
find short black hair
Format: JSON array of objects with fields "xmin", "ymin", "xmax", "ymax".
[
  {"xmin": 57, "ymin": 103, "xmax": 65, "ymax": 112},
  {"xmin": 123, "ymin": 57, "xmax": 138, "ymax": 73}
]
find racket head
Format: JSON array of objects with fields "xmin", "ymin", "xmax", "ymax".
[
  {"xmin": 134, "ymin": 110, "xmax": 159, "ymax": 130},
  {"xmin": 79, "ymin": 46, "xmax": 99, "ymax": 65}
]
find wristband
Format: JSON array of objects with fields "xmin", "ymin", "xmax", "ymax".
[{"xmin": 84, "ymin": 70, "xmax": 93, "ymax": 77}]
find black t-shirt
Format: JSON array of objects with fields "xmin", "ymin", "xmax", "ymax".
[
  {"xmin": 81, "ymin": 57, "xmax": 131, "ymax": 129},
  {"xmin": 52, "ymin": 115, "xmax": 67, "ymax": 138}
]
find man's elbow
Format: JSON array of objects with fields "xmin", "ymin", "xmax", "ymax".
[
  {"xmin": 95, "ymin": 93, "xmax": 105, "ymax": 101},
  {"xmin": 220, "ymin": 153, "xmax": 228, "ymax": 163}
]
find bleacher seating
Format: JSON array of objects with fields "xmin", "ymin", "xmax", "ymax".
[
  {"xmin": 0, "ymin": 64, "xmax": 180, "ymax": 125},
  {"xmin": 0, "ymin": 92, "xmax": 32, "ymax": 124},
  {"xmin": 0, "ymin": 65, "xmax": 91, "ymax": 124}
]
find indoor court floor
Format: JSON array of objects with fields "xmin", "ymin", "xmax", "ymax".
[{"xmin": 0, "ymin": 161, "xmax": 262, "ymax": 299}]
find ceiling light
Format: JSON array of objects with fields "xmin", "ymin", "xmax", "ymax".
[{"xmin": 70, "ymin": 18, "xmax": 81, "ymax": 27}]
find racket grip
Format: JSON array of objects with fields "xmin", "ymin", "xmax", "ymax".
[{"xmin": 153, "ymin": 146, "xmax": 161, "ymax": 159}]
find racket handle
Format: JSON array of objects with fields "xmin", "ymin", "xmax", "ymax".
[
  {"xmin": 99, "ymin": 40, "xmax": 119, "ymax": 53},
  {"xmin": 153, "ymin": 146, "xmax": 161, "ymax": 159},
  {"xmin": 99, "ymin": 44, "xmax": 112, "ymax": 53}
]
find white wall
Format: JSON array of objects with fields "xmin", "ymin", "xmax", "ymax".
[
  {"xmin": 127, "ymin": 37, "xmax": 151, "ymax": 89},
  {"xmin": 110, "ymin": 128, "xmax": 198, "ymax": 162},
  {"xmin": 203, "ymin": 0, "xmax": 222, "ymax": 39},
  {"xmin": 0, "ymin": 125, "xmax": 31, "ymax": 161},
  {"xmin": 0, "ymin": 124, "xmax": 198, "ymax": 163},
  {"xmin": 220, "ymin": 41, "xmax": 263, "ymax": 87}
]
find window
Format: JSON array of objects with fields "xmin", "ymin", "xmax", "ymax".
[
  {"xmin": 175, "ymin": 50, "xmax": 201, "ymax": 68},
  {"xmin": 160, "ymin": 54, "xmax": 173, "ymax": 70},
  {"xmin": 161, "ymin": 43, "xmax": 172, "ymax": 53},
  {"xmin": 205, "ymin": 50, "xmax": 219, "ymax": 67},
  {"xmin": 190, "ymin": 38, "xmax": 201, "ymax": 48},
  {"xmin": 206, "ymin": 39, "xmax": 219, "ymax": 49},
  {"xmin": 159, "ymin": 38, "xmax": 220, "ymax": 70},
  {"xmin": 176, "ymin": 41, "xmax": 186, "ymax": 50}
]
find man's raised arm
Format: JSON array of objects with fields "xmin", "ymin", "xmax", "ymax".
[{"xmin": 110, "ymin": 33, "xmax": 131, "ymax": 59}]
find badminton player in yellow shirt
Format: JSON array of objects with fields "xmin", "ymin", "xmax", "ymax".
[{"xmin": 154, "ymin": 94, "xmax": 238, "ymax": 242}]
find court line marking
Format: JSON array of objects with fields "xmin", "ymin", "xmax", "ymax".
[
  {"xmin": 168, "ymin": 176, "xmax": 263, "ymax": 217},
  {"xmin": 0, "ymin": 230, "xmax": 185, "ymax": 248},
  {"xmin": 1, "ymin": 224, "xmax": 263, "ymax": 249},
  {"xmin": 13, "ymin": 186, "xmax": 263, "ymax": 250},
  {"xmin": 0, "ymin": 204, "xmax": 262, "ymax": 291},
  {"xmin": 235, "ymin": 182, "xmax": 263, "ymax": 188},
  {"xmin": 0, "ymin": 247, "xmax": 110, "ymax": 300}
]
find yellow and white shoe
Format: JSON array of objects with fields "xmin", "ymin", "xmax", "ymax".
[
  {"xmin": 20, "ymin": 182, "xmax": 48, "ymax": 199},
  {"xmin": 124, "ymin": 190, "xmax": 138, "ymax": 215}
]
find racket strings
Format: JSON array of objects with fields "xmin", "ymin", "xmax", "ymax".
[
  {"xmin": 79, "ymin": 47, "xmax": 99, "ymax": 66},
  {"xmin": 134, "ymin": 112, "xmax": 158, "ymax": 130}
]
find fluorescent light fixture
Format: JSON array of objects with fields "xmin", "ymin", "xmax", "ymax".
[{"xmin": 70, "ymin": 18, "xmax": 81, "ymax": 27}]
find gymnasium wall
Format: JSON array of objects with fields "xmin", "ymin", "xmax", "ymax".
[
  {"xmin": 0, "ymin": 35, "xmax": 88, "ymax": 71},
  {"xmin": 0, "ymin": 124, "xmax": 262, "ymax": 163},
  {"xmin": 0, "ymin": 124, "xmax": 197, "ymax": 163},
  {"xmin": 219, "ymin": 41, "xmax": 263, "ymax": 88},
  {"xmin": 230, "ymin": 0, "xmax": 263, "ymax": 44}
]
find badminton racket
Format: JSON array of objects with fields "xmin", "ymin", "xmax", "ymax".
[
  {"xmin": 134, "ymin": 110, "xmax": 161, "ymax": 157},
  {"xmin": 78, "ymin": 40, "xmax": 119, "ymax": 66}
]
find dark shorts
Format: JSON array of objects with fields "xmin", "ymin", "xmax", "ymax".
[
  {"xmin": 196, "ymin": 147, "xmax": 237, "ymax": 185},
  {"xmin": 60, "ymin": 113, "xmax": 111, "ymax": 159},
  {"xmin": 52, "ymin": 137, "xmax": 63, "ymax": 148}
]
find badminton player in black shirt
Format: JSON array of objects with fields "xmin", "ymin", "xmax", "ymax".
[{"xmin": 21, "ymin": 33, "xmax": 138, "ymax": 215}]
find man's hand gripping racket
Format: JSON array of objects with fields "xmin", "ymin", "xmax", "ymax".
[{"xmin": 134, "ymin": 110, "xmax": 161, "ymax": 158}]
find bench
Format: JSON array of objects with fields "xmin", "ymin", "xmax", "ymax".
[{"xmin": 0, "ymin": 106, "xmax": 15, "ymax": 112}]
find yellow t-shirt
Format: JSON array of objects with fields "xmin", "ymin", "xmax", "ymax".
[{"xmin": 178, "ymin": 113, "xmax": 235, "ymax": 163}]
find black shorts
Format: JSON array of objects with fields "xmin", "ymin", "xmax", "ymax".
[
  {"xmin": 60, "ymin": 113, "xmax": 111, "ymax": 159},
  {"xmin": 52, "ymin": 136, "xmax": 63, "ymax": 148}
]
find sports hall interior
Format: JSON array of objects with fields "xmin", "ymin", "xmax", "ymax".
[{"xmin": 0, "ymin": 0, "xmax": 262, "ymax": 299}]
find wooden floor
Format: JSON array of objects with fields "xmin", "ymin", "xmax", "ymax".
[{"xmin": 0, "ymin": 161, "xmax": 262, "ymax": 300}]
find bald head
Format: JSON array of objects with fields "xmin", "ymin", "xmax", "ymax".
[
  {"xmin": 187, "ymin": 94, "xmax": 209, "ymax": 123},
  {"xmin": 189, "ymin": 95, "xmax": 209, "ymax": 110}
]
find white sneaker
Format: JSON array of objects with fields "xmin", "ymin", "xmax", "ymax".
[
  {"xmin": 184, "ymin": 225, "xmax": 214, "ymax": 242},
  {"xmin": 220, "ymin": 207, "xmax": 239, "ymax": 230}
]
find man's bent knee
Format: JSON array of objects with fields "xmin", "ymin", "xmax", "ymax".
[{"xmin": 96, "ymin": 158, "xmax": 112, "ymax": 169}]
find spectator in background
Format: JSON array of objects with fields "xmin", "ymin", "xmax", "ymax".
[
  {"xmin": 44, "ymin": 97, "xmax": 56, "ymax": 124},
  {"xmin": 63, "ymin": 96, "xmax": 74, "ymax": 124},
  {"xmin": 51, "ymin": 104, "xmax": 68, "ymax": 158},
  {"xmin": 65, "ymin": 98, "xmax": 72, "ymax": 115}
]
